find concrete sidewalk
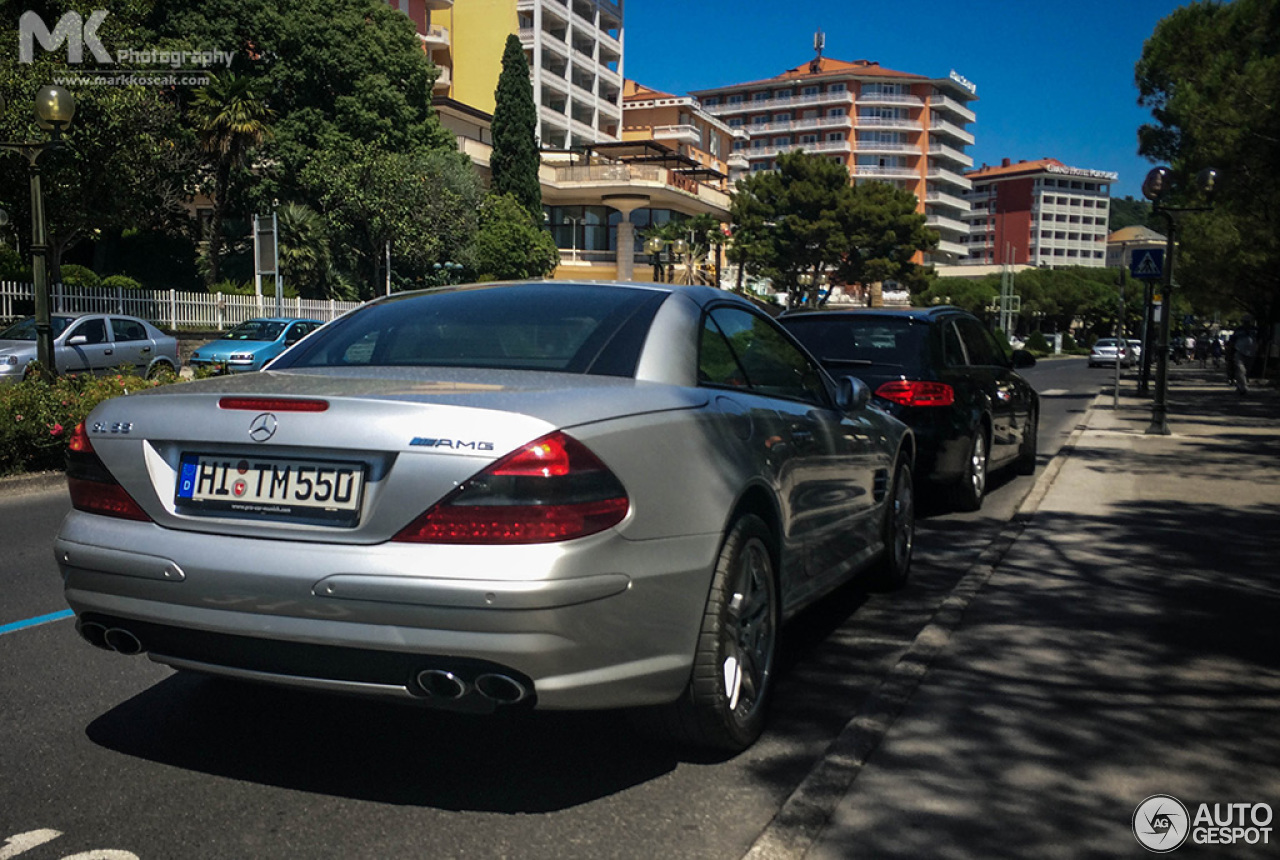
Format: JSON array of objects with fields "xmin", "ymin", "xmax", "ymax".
[{"xmin": 761, "ymin": 365, "xmax": 1280, "ymax": 859}]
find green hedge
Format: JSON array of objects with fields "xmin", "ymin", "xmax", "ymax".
[{"xmin": 0, "ymin": 366, "xmax": 181, "ymax": 475}]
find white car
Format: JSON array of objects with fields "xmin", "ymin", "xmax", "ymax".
[{"xmin": 1089, "ymin": 338, "xmax": 1131, "ymax": 368}]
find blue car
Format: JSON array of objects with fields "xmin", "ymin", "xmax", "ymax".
[{"xmin": 189, "ymin": 317, "xmax": 324, "ymax": 373}]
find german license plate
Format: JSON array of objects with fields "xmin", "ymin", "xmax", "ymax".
[{"xmin": 176, "ymin": 454, "xmax": 365, "ymax": 525}]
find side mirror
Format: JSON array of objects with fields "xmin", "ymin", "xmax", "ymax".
[
  {"xmin": 835, "ymin": 375, "xmax": 871, "ymax": 412},
  {"xmin": 67, "ymin": 335, "xmax": 87, "ymax": 346},
  {"xmin": 1011, "ymin": 349, "xmax": 1037, "ymax": 369}
]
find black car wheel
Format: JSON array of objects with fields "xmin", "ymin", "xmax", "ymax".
[
  {"xmin": 1016, "ymin": 410, "xmax": 1039, "ymax": 476},
  {"xmin": 871, "ymin": 460, "xmax": 914, "ymax": 591},
  {"xmin": 951, "ymin": 428, "xmax": 988, "ymax": 512},
  {"xmin": 636, "ymin": 514, "xmax": 779, "ymax": 752}
]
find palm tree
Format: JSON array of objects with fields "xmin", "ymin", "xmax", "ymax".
[
  {"xmin": 190, "ymin": 74, "xmax": 274, "ymax": 285},
  {"xmin": 277, "ymin": 202, "xmax": 332, "ymax": 298}
]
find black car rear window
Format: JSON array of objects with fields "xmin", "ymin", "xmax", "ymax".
[
  {"xmin": 781, "ymin": 316, "xmax": 929, "ymax": 375},
  {"xmin": 272, "ymin": 283, "xmax": 667, "ymax": 377}
]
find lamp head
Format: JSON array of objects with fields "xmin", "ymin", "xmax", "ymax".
[
  {"xmin": 644, "ymin": 236, "xmax": 664, "ymax": 254},
  {"xmin": 1141, "ymin": 166, "xmax": 1172, "ymax": 202},
  {"xmin": 0, "ymin": 209, "xmax": 9, "ymax": 229},
  {"xmin": 1195, "ymin": 167, "xmax": 1219, "ymax": 199},
  {"xmin": 34, "ymin": 86, "xmax": 76, "ymax": 133}
]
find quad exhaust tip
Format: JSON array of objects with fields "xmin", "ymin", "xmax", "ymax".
[
  {"xmin": 475, "ymin": 673, "xmax": 529, "ymax": 704},
  {"xmin": 416, "ymin": 669, "xmax": 469, "ymax": 700}
]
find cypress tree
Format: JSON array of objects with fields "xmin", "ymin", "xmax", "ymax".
[{"xmin": 490, "ymin": 34, "xmax": 543, "ymax": 217}]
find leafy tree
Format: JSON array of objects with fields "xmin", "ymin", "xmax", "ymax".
[
  {"xmin": 642, "ymin": 213, "xmax": 725, "ymax": 285},
  {"xmin": 490, "ymin": 34, "xmax": 542, "ymax": 218},
  {"xmin": 0, "ymin": 2, "xmax": 195, "ymax": 280},
  {"xmin": 469, "ymin": 193, "xmax": 559, "ymax": 281},
  {"xmin": 1107, "ymin": 195, "xmax": 1157, "ymax": 232},
  {"xmin": 1136, "ymin": 0, "xmax": 1280, "ymax": 326},
  {"xmin": 303, "ymin": 141, "xmax": 481, "ymax": 297},
  {"xmin": 190, "ymin": 73, "xmax": 273, "ymax": 285},
  {"xmin": 836, "ymin": 181, "xmax": 936, "ymax": 293}
]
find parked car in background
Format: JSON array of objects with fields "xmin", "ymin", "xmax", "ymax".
[
  {"xmin": 780, "ymin": 306, "xmax": 1039, "ymax": 512},
  {"xmin": 56, "ymin": 281, "xmax": 916, "ymax": 753},
  {"xmin": 188, "ymin": 317, "xmax": 324, "ymax": 373},
  {"xmin": 0, "ymin": 313, "xmax": 180, "ymax": 384},
  {"xmin": 1089, "ymin": 338, "xmax": 1131, "ymax": 368}
]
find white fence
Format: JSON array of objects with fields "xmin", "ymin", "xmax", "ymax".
[{"xmin": 0, "ymin": 281, "xmax": 363, "ymax": 330}]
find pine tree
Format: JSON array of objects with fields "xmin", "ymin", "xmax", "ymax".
[{"xmin": 490, "ymin": 34, "xmax": 542, "ymax": 217}]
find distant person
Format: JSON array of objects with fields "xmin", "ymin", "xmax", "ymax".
[
  {"xmin": 1211, "ymin": 337, "xmax": 1224, "ymax": 370},
  {"xmin": 1195, "ymin": 335, "xmax": 1209, "ymax": 368},
  {"xmin": 1230, "ymin": 321, "xmax": 1259, "ymax": 395}
]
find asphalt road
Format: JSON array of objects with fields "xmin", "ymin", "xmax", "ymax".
[{"xmin": 0, "ymin": 357, "xmax": 1098, "ymax": 860}]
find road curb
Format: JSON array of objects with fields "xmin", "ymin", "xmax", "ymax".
[
  {"xmin": 0, "ymin": 470, "xmax": 66, "ymax": 497},
  {"xmin": 740, "ymin": 393, "xmax": 1102, "ymax": 860}
]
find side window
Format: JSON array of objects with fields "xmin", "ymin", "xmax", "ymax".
[
  {"xmin": 955, "ymin": 317, "xmax": 1000, "ymax": 366},
  {"xmin": 706, "ymin": 307, "xmax": 827, "ymax": 405},
  {"xmin": 941, "ymin": 321, "xmax": 966, "ymax": 367},
  {"xmin": 111, "ymin": 318, "xmax": 148, "ymax": 342},
  {"xmin": 698, "ymin": 316, "xmax": 749, "ymax": 387},
  {"xmin": 69, "ymin": 318, "xmax": 108, "ymax": 345}
]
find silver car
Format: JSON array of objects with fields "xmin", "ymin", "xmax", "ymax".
[
  {"xmin": 0, "ymin": 313, "xmax": 180, "ymax": 383},
  {"xmin": 56, "ymin": 282, "xmax": 915, "ymax": 751}
]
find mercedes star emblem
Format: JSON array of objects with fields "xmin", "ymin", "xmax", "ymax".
[{"xmin": 249, "ymin": 413, "xmax": 278, "ymax": 442}]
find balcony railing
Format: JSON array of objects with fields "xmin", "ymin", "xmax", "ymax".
[
  {"xmin": 927, "ymin": 142, "xmax": 974, "ymax": 167},
  {"xmin": 926, "ymin": 190, "xmax": 969, "ymax": 211},
  {"xmin": 856, "ymin": 93, "xmax": 924, "ymax": 107},
  {"xmin": 748, "ymin": 140, "xmax": 852, "ymax": 159},
  {"xmin": 652, "ymin": 124, "xmax": 701, "ymax": 145},
  {"xmin": 852, "ymin": 165, "xmax": 920, "ymax": 180},
  {"xmin": 854, "ymin": 116, "xmax": 924, "ymax": 131},
  {"xmin": 420, "ymin": 24, "xmax": 449, "ymax": 48},
  {"xmin": 926, "ymin": 213, "xmax": 969, "ymax": 234},
  {"xmin": 709, "ymin": 91, "xmax": 854, "ymax": 116},
  {"xmin": 855, "ymin": 141, "xmax": 917, "ymax": 154},
  {"xmin": 927, "ymin": 166, "xmax": 973, "ymax": 190},
  {"xmin": 928, "ymin": 94, "xmax": 977, "ymax": 123},
  {"xmin": 930, "ymin": 119, "xmax": 975, "ymax": 145}
]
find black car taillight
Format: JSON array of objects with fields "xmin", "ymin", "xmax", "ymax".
[
  {"xmin": 392, "ymin": 431, "xmax": 629, "ymax": 544},
  {"xmin": 875, "ymin": 380, "xmax": 956, "ymax": 407},
  {"xmin": 65, "ymin": 422, "xmax": 152, "ymax": 522}
]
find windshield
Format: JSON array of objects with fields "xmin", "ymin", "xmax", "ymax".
[
  {"xmin": 223, "ymin": 320, "xmax": 287, "ymax": 342},
  {"xmin": 0, "ymin": 316, "xmax": 76, "ymax": 341},
  {"xmin": 272, "ymin": 284, "xmax": 666, "ymax": 377}
]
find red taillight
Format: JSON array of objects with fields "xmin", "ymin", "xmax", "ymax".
[
  {"xmin": 65, "ymin": 422, "xmax": 152, "ymax": 522},
  {"xmin": 219, "ymin": 397, "xmax": 329, "ymax": 412},
  {"xmin": 67, "ymin": 476, "xmax": 153, "ymax": 522},
  {"xmin": 876, "ymin": 380, "xmax": 955, "ymax": 407},
  {"xmin": 393, "ymin": 432, "xmax": 629, "ymax": 544},
  {"xmin": 68, "ymin": 421, "xmax": 94, "ymax": 453}
]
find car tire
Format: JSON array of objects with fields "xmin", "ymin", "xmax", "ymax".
[
  {"xmin": 634, "ymin": 514, "xmax": 779, "ymax": 753},
  {"xmin": 1016, "ymin": 410, "xmax": 1038, "ymax": 476},
  {"xmin": 146, "ymin": 362, "xmax": 172, "ymax": 380},
  {"xmin": 951, "ymin": 427, "xmax": 988, "ymax": 512},
  {"xmin": 870, "ymin": 460, "xmax": 914, "ymax": 591}
]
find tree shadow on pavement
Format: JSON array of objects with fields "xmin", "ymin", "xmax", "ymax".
[{"xmin": 829, "ymin": 497, "xmax": 1280, "ymax": 859}]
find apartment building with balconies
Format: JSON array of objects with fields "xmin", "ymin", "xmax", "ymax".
[
  {"xmin": 620, "ymin": 80, "xmax": 743, "ymax": 180},
  {"xmin": 961, "ymin": 158, "xmax": 1116, "ymax": 269},
  {"xmin": 690, "ymin": 57, "xmax": 979, "ymax": 265}
]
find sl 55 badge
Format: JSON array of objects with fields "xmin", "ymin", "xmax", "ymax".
[{"xmin": 92, "ymin": 421, "xmax": 133, "ymax": 435}]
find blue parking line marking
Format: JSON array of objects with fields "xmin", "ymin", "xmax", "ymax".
[{"xmin": 0, "ymin": 609, "xmax": 74, "ymax": 636}]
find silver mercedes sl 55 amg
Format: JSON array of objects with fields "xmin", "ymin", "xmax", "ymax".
[{"xmin": 56, "ymin": 281, "xmax": 915, "ymax": 751}]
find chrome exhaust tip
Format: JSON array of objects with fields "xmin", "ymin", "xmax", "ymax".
[
  {"xmin": 475, "ymin": 673, "xmax": 530, "ymax": 705},
  {"xmin": 103, "ymin": 627, "xmax": 144, "ymax": 656},
  {"xmin": 415, "ymin": 669, "xmax": 468, "ymax": 700},
  {"xmin": 77, "ymin": 621, "xmax": 111, "ymax": 651}
]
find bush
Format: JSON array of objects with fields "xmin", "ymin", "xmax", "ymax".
[
  {"xmin": 0, "ymin": 244, "xmax": 26, "ymax": 280},
  {"xmin": 0, "ymin": 368, "xmax": 185, "ymax": 475},
  {"xmin": 101, "ymin": 274, "xmax": 144, "ymax": 291},
  {"xmin": 58, "ymin": 264, "xmax": 101, "ymax": 288},
  {"xmin": 1062, "ymin": 333, "xmax": 1078, "ymax": 351},
  {"xmin": 1024, "ymin": 331, "xmax": 1051, "ymax": 354}
]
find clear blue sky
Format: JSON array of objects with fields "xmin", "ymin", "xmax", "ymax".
[{"xmin": 623, "ymin": 0, "xmax": 1189, "ymax": 200}]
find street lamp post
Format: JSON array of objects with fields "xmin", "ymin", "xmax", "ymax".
[
  {"xmin": 1140, "ymin": 165, "xmax": 1218, "ymax": 435},
  {"xmin": 0, "ymin": 87, "xmax": 77, "ymax": 380},
  {"xmin": 644, "ymin": 236, "xmax": 664, "ymax": 282}
]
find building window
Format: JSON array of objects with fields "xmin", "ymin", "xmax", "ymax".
[
  {"xmin": 752, "ymin": 115, "xmax": 767, "ymax": 125},
  {"xmin": 827, "ymin": 132, "xmax": 844, "ymax": 142},
  {"xmin": 829, "ymin": 83, "xmax": 846, "ymax": 93},
  {"xmin": 776, "ymin": 89, "xmax": 792, "ymax": 99},
  {"xmin": 802, "ymin": 86, "xmax": 819, "ymax": 96},
  {"xmin": 728, "ymin": 94, "xmax": 744, "ymax": 105},
  {"xmin": 828, "ymin": 107, "xmax": 847, "ymax": 117},
  {"xmin": 800, "ymin": 134, "xmax": 818, "ymax": 144},
  {"xmin": 754, "ymin": 92, "xmax": 769, "ymax": 102},
  {"xmin": 703, "ymin": 97, "xmax": 719, "ymax": 107},
  {"xmin": 774, "ymin": 112, "xmax": 791, "ymax": 122},
  {"xmin": 728, "ymin": 118, "xmax": 743, "ymax": 127},
  {"xmin": 774, "ymin": 136, "xmax": 791, "ymax": 146}
]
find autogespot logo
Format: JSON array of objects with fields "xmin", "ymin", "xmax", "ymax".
[{"xmin": 1133, "ymin": 795, "xmax": 1190, "ymax": 853}]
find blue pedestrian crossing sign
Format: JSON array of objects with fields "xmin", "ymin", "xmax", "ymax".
[{"xmin": 1130, "ymin": 249, "xmax": 1164, "ymax": 279}]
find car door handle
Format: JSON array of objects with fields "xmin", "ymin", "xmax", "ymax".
[
  {"xmin": 104, "ymin": 349, "xmax": 113, "ymax": 355},
  {"xmin": 141, "ymin": 346, "xmax": 152, "ymax": 353},
  {"xmin": 790, "ymin": 428, "xmax": 813, "ymax": 444}
]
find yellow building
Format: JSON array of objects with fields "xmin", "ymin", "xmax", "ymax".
[{"xmin": 387, "ymin": 0, "xmax": 732, "ymax": 282}]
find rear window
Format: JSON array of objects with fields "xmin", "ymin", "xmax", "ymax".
[
  {"xmin": 780, "ymin": 315, "xmax": 929, "ymax": 375},
  {"xmin": 273, "ymin": 284, "xmax": 666, "ymax": 377}
]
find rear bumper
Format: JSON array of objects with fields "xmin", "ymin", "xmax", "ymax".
[{"xmin": 56, "ymin": 511, "xmax": 719, "ymax": 711}]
